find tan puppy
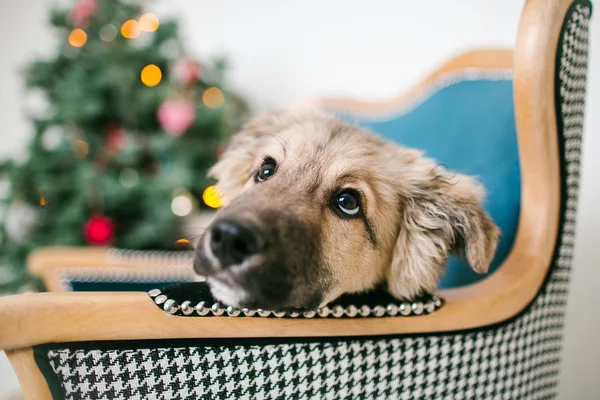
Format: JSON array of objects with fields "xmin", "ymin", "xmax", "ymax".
[{"xmin": 193, "ymin": 109, "xmax": 500, "ymax": 310}]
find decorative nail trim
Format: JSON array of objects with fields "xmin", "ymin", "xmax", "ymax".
[{"xmin": 148, "ymin": 289, "xmax": 444, "ymax": 318}]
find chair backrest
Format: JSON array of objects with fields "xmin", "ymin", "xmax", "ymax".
[{"xmin": 320, "ymin": 52, "xmax": 519, "ymax": 289}]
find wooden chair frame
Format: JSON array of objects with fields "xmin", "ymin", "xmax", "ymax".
[{"xmin": 0, "ymin": 0, "xmax": 584, "ymax": 398}]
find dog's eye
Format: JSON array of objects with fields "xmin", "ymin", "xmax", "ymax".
[
  {"xmin": 335, "ymin": 190, "xmax": 361, "ymax": 217},
  {"xmin": 254, "ymin": 158, "xmax": 277, "ymax": 182}
]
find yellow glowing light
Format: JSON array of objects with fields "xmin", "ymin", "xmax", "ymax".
[
  {"xmin": 176, "ymin": 238, "xmax": 190, "ymax": 245},
  {"xmin": 139, "ymin": 13, "xmax": 160, "ymax": 32},
  {"xmin": 40, "ymin": 195, "xmax": 47, "ymax": 206},
  {"xmin": 121, "ymin": 19, "xmax": 140, "ymax": 39},
  {"xmin": 202, "ymin": 87, "xmax": 225, "ymax": 109},
  {"xmin": 202, "ymin": 185, "xmax": 223, "ymax": 209},
  {"xmin": 73, "ymin": 140, "xmax": 89, "ymax": 159},
  {"xmin": 141, "ymin": 64, "xmax": 162, "ymax": 87},
  {"xmin": 68, "ymin": 29, "xmax": 87, "ymax": 48}
]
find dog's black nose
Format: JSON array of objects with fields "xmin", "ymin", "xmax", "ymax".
[{"xmin": 209, "ymin": 219, "xmax": 264, "ymax": 268}]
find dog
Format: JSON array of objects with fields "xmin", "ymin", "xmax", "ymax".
[{"xmin": 193, "ymin": 109, "xmax": 500, "ymax": 310}]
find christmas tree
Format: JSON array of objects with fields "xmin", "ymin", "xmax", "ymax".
[{"xmin": 0, "ymin": 0, "xmax": 249, "ymax": 293}]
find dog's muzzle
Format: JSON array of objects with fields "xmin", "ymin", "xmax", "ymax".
[{"xmin": 193, "ymin": 213, "xmax": 326, "ymax": 311}]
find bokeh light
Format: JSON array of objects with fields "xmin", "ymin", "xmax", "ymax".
[
  {"xmin": 141, "ymin": 64, "xmax": 162, "ymax": 87},
  {"xmin": 202, "ymin": 185, "xmax": 223, "ymax": 209},
  {"xmin": 72, "ymin": 140, "xmax": 89, "ymax": 159},
  {"xmin": 68, "ymin": 29, "xmax": 87, "ymax": 48},
  {"xmin": 139, "ymin": 13, "xmax": 160, "ymax": 32},
  {"xmin": 121, "ymin": 19, "xmax": 140, "ymax": 39},
  {"xmin": 171, "ymin": 194, "xmax": 193, "ymax": 217},
  {"xmin": 202, "ymin": 87, "xmax": 225, "ymax": 109},
  {"xmin": 99, "ymin": 24, "xmax": 117, "ymax": 42}
]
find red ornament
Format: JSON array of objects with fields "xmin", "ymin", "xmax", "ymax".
[
  {"xmin": 171, "ymin": 60, "xmax": 203, "ymax": 86},
  {"xmin": 84, "ymin": 215, "xmax": 115, "ymax": 245},
  {"xmin": 69, "ymin": 0, "xmax": 97, "ymax": 27},
  {"xmin": 105, "ymin": 123, "xmax": 126, "ymax": 153}
]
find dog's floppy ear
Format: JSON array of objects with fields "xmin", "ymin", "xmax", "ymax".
[{"xmin": 387, "ymin": 155, "xmax": 500, "ymax": 300}]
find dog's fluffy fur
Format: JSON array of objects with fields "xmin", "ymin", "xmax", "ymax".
[{"xmin": 194, "ymin": 108, "xmax": 500, "ymax": 309}]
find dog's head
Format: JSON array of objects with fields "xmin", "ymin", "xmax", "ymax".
[{"xmin": 194, "ymin": 109, "xmax": 500, "ymax": 310}]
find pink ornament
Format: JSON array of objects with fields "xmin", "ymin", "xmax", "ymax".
[
  {"xmin": 157, "ymin": 99, "xmax": 196, "ymax": 136},
  {"xmin": 171, "ymin": 60, "xmax": 203, "ymax": 86},
  {"xmin": 69, "ymin": 0, "xmax": 98, "ymax": 27}
]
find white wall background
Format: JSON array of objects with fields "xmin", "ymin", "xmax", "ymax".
[{"xmin": 0, "ymin": 0, "xmax": 598, "ymax": 398}]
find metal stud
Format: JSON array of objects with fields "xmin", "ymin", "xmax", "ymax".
[
  {"xmin": 211, "ymin": 303, "xmax": 225, "ymax": 316},
  {"xmin": 433, "ymin": 296, "xmax": 442, "ymax": 308},
  {"xmin": 181, "ymin": 300, "xmax": 194, "ymax": 315},
  {"xmin": 317, "ymin": 307, "xmax": 330, "ymax": 317},
  {"xmin": 272, "ymin": 310, "xmax": 286, "ymax": 318},
  {"xmin": 289, "ymin": 311, "xmax": 301, "ymax": 318},
  {"xmin": 373, "ymin": 305, "xmax": 386, "ymax": 317},
  {"xmin": 358, "ymin": 305, "xmax": 371, "ymax": 317},
  {"xmin": 148, "ymin": 289, "xmax": 161, "ymax": 298},
  {"xmin": 242, "ymin": 308, "xmax": 257, "ymax": 317},
  {"xmin": 424, "ymin": 301, "xmax": 435, "ymax": 314},
  {"xmin": 386, "ymin": 304, "xmax": 399, "ymax": 316},
  {"xmin": 345, "ymin": 305, "xmax": 358, "ymax": 317},
  {"xmin": 331, "ymin": 305, "xmax": 344, "ymax": 318},
  {"xmin": 257, "ymin": 309, "xmax": 271, "ymax": 317},
  {"xmin": 412, "ymin": 301, "xmax": 424, "ymax": 315},
  {"xmin": 399, "ymin": 302, "xmax": 412, "ymax": 316},
  {"xmin": 195, "ymin": 301, "xmax": 210, "ymax": 316},
  {"xmin": 163, "ymin": 299, "xmax": 178, "ymax": 315},
  {"xmin": 303, "ymin": 310, "xmax": 316, "ymax": 318},
  {"xmin": 226, "ymin": 306, "xmax": 241, "ymax": 317},
  {"xmin": 154, "ymin": 294, "xmax": 167, "ymax": 305}
]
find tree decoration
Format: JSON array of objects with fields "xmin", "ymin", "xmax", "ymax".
[
  {"xmin": 68, "ymin": 0, "xmax": 97, "ymax": 27},
  {"xmin": 141, "ymin": 64, "xmax": 162, "ymax": 87},
  {"xmin": 157, "ymin": 99, "xmax": 196, "ymax": 136},
  {"xmin": 41, "ymin": 127, "xmax": 64, "ymax": 151},
  {"xmin": 84, "ymin": 215, "xmax": 115, "ymax": 245},
  {"xmin": 0, "ymin": 0, "xmax": 249, "ymax": 294},
  {"xmin": 202, "ymin": 87, "xmax": 225, "ymax": 109},
  {"xmin": 121, "ymin": 19, "xmax": 141, "ymax": 39},
  {"xmin": 105, "ymin": 123, "xmax": 127, "ymax": 153},
  {"xmin": 68, "ymin": 29, "xmax": 88, "ymax": 48},
  {"xmin": 172, "ymin": 60, "xmax": 202, "ymax": 86},
  {"xmin": 139, "ymin": 13, "xmax": 160, "ymax": 32},
  {"xmin": 99, "ymin": 24, "xmax": 118, "ymax": 42},
  {"xmin": 202, "ymin": 185, "xmax": 223, "ymax": 209},
  {"xmin": 171, "ymin": 188, "xmax": 196, "ymax": 217},
  {"xmin": 4, "ymin": 202, "xmax": 38, "ymax": 244}
]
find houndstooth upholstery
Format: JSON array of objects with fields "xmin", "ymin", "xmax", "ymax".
[{"xmin": 38, "ymin": 2, "xmax": 592, "ymax": 399}]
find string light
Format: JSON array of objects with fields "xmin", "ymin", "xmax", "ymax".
[
  {"xmin": 99, "ymin": 24, "xmax": 117, "ymax": 42},
  {"xmin": 176, "ymin": 238, "xmax": 190, "ymax": 245},
  {"xmin": 40, "ymin": 190, "xmax": 47, "ymax": 206},
  {"xmin": 141, "ymin": 64, "xmax": 162, "ymax": 87},
  {"xmin": 139, "ymin": 13, "xmax": 160, "ymax": 32},
  {"xmin": 72, "ymin": 140, "xmax": 89, "ymax": 159},
  {"xmin": 171, "ymin": 194, "xmax": 193, "ymax": 217},
  {"xmin": 68, "ymin": 29, "xmax": 87, "ymax": 47},
  {"xmin": 121, "ymin": 20, "xmax": 140, "ymax": 39},
  {"xmin": 202, "ymin": 87, "xmax": 225, "ymax": 109},
  {"xmin": 202, "ymin": 185, "xmax": 223, "ymax": 209}
]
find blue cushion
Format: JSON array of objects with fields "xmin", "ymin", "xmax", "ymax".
[{"xmin": 336, "ymin": 77, "xmax": 520, "ymax": 288}]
